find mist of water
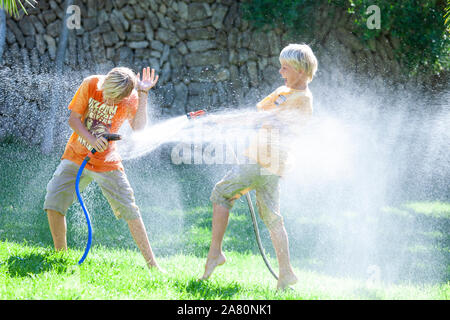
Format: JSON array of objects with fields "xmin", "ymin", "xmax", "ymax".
[
  {"xmin": 277, "ymin": 71, "xmax": 450, "ymax": 284},
  {"xmin": 112, "ymin": 66, "xmax": 449, "ymax": 285},
  {"xmin": 1, "ymin": 56, "xmax": 448, "ymax": 288},
  {"xmin": 116, "ymin": 108, "xmax": 276, "ymax": 162}
]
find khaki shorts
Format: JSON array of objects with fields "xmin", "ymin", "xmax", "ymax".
[
  {"xmin": 210, "ymin": 164, "xmax": 282, "ymax": 229},
  {"xmin": 44, "ymin": 159, "xmax": 140, "ymax": 221}
]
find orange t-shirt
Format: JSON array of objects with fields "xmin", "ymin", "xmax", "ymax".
[
  {"xmin": 61, "ymin": 75, "xmax": 139, "ymax": 172},
  {"xmin": 244, "ymin": 86, "xmax": 313, "ymax": 176}
]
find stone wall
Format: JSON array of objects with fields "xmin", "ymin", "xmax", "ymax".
[{"xmin": 0, "ymin": 0, "xmax": 441, "ymax": 146}]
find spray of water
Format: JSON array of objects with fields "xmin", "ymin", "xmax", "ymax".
[
  {"xmin": 112, "ymin": 66, "xmax": 449, "ymax": 286},
  {"xmin": 277, "ymin": 70, "xmax": 450, "ymax": 285},
  {"xmin": 116, "ymin": 108, "xmax": 273, "ymax": 162},
  {"xmin": 117, "ymin": 115, "xmax": 191, "ymax": 161}
]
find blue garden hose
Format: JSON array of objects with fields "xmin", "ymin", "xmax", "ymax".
[
  {"xmin": 75, "ymin": 154, "xmax": 93, "ymax": 265},
  {"xmin": 75, "ymin": 133, "xmax": 121, "ymax": 265}
]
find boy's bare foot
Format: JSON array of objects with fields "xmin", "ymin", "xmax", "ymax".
[
  {"xmin": 200, "ymin": 252, "xmax": 226, "ymax": 280},
  {"xmin": 147, "ymin": 261, "xmax": 166, "ymax": 274},
  {"xmin": 152, "ymin": 266, "xmax": 167, "ymax": 274},
  {"xmin": 277, "ymin": 272, "xmax": 298, "ymax": 290}
]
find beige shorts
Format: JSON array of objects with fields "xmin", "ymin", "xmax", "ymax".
[
  {"xmin": 44, "ymin": 159, "xmax": 140, "ymax": 221},
  {"xmin": 210, "ymin": 164, "xmax": 282, "ymax": 229}
]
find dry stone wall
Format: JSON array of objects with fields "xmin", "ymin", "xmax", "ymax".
[{"xmin": 0, "ymin": 0, "xmax": 426, "ymax": 145}]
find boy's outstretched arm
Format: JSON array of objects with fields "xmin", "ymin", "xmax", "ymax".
[
  {"xmin": 206, "ymin": 110, "xmax": 261, "ymax": 128},
  {"xmin": 131, "ymin": 67, "xmax": 159, "ymax": 131},
  {"xmin": 208, "ymin": 89, "xmax": 279, "ymax": 127}
]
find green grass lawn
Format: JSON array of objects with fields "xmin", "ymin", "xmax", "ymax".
[
  {"xmin": 1, "ymin": 241, "xmax": 448, "ymax": 300},
  {"xmin": 0, "ymin": 142, "xmax": 449, "ymax": 300}
]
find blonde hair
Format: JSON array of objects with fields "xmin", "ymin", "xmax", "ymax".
[
  {"xmin": 98, "ymin": 67, "xmax": 137, "ymax": 101},
  {"xmin": 279, "ymin": 43, "xmax": 318, "ymax": 82}
]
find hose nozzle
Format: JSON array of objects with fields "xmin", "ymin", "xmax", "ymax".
[
  {"xmin": 187, "ymin": 109, "xmax": 206, "ymax": 120},
  {"xmin": 102, "ymin": 133, "xmax": 122, "ymax": 141}
]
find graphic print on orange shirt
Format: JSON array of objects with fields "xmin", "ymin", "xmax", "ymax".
[{"xmin": 79, "ymin": 98, "xmax": 118, "ymax": 150}]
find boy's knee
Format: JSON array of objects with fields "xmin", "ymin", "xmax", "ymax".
[
  {"xmin": 47, "ymin": 209, "xmax": 64, "ymax": 216},
  {"xmin": 46, "ymin": 209, "xmax": 66, "ymax": 218},
  {"xmin": 255, "ymin": 196, "xmax": 282, "ymax": 231},
  {"xmin": 210, "ymin": 185, "xmax": 234, "ymax": 210},
  {"xmin": 113, "ymin": 205, "xmax": 141, "ymax": 221}
]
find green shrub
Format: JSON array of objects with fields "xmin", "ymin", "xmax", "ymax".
[{"xmin": 242, "ymin": 0, "xmax": 449, "ymax": 75}]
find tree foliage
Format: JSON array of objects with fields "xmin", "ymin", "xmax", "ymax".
[{"xmin": 242, "ymin": 0, "xmax": 449, "ymax": 75}]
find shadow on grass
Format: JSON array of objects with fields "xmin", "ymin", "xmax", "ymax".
[
  {"xmin": 5, "ymin": 252, "xmax": 68, "ymax": 277},
  {"xmin": 173, "ymin": 278, "xmax": 242, "ymax": 299}
]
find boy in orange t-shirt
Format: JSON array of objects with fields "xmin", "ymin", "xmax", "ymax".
[{"xmin": 44, "ymin": 67, "xmax": 162, "ymax": 271}]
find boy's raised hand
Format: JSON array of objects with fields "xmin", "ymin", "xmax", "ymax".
[{"xmin": 136, "ymin": 67, "xmax": 159, "ymax": 93}]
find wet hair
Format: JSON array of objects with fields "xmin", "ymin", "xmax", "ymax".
[
  {"xmin": 98, "ymin": 67, "xmax": 137, "ymax": 102},
  {"xmin": 279, "ymin": 44, "xmax": 318, "ymax": 82}
]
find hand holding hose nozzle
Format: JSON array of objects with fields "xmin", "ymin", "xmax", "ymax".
[{"xmin": 86, "ymin": 133, "xmax": 122, "ymax": 159}]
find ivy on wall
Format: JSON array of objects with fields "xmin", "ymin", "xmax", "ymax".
[{"xmin": 241, "ymin": 0, "xmax": 449, "ymax": 76}]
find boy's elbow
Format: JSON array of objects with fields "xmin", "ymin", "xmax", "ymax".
[
  {"xmin": 68, "ymin": 113, "xmax": 82, "ymax": 129},
  {"xmin": 68, "ymin": 116, "xmax": 74, "ymax": 129}
]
